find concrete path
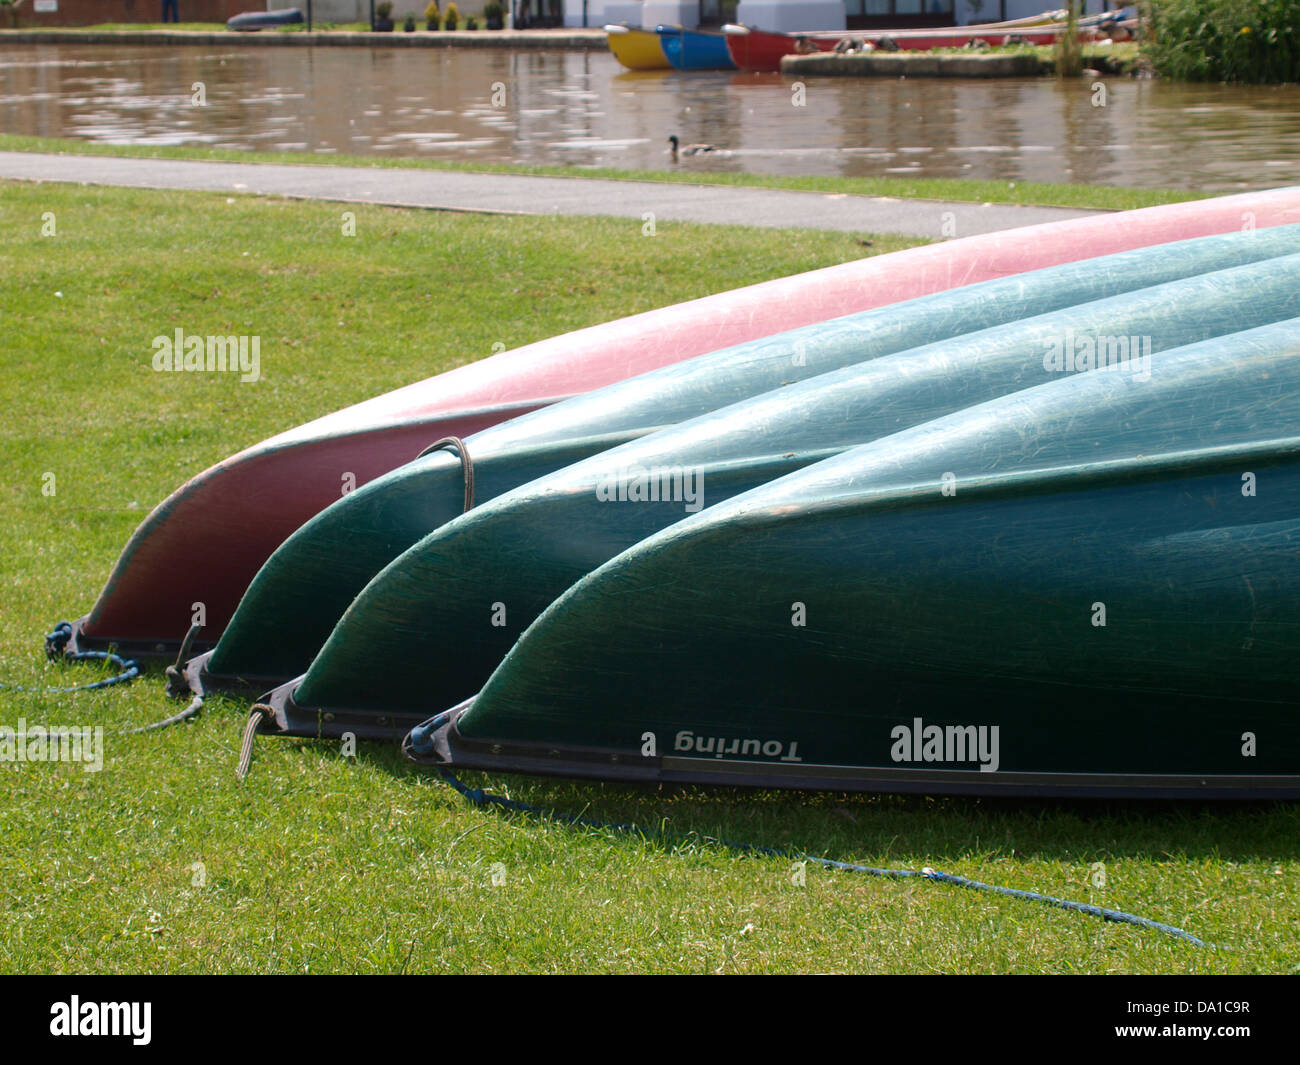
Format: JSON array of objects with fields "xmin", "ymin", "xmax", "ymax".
[{"xmin": 0, "ymin": 150, "xmax": 1101, "ymax": 238}]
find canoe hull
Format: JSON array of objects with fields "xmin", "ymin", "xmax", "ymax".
[
  {"xmin": 606, "ymin": 26, "xmax": 672, "ymax": 70},
  {"xmin": 657, "ymin": 27, "xmax": 737, "ymax": 71}
]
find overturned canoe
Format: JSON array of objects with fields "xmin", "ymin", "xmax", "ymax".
[
  {"xmin": 656, "ymin": 26, "xmax": 737, "ymax": 71},
  {"xmin": 606, "ymin": 24, "xmax": 672, "ymax": 70},
  {"xmin": 259, "ymin": 252, "xmax": 1300, "ymax": 741},
  {"xmin": 55, "ymin": 187, "xmax": 1300, "ymax": 659},
  {"xmin": 177, "ymin": 225, "xmax": 1300, "ymax": 701},
  {"xmin": 408, "ymin": 317, "xmax": 1300, "ymax": 798}
]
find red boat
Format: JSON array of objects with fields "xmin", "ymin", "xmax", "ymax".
[
  {"xmin": 723, "ymin": 14, "xmax": 1117, "ymax": 73},
  {"xmin": 58, "ymin": 186, "xmax": 1300, "ymax": 659}
]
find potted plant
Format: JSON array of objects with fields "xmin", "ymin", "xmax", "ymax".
[
  {"xmin": 444, "ymin": 1, "xmax": 459, "ymax": 28},
  {"xmin": 373, "ymin": 1, "xmax": 395, "ymax": 30},
  {"xmin": 466, "ymin": 15, "xmax": 478, "ymax": 29},
  {"xmin": 484, "ymin": 0, "xmax": 503, "ymax": 29},
  {"xmin": 546, "ymin": 0, "xmax": 560, "ymax": 26},
  {"xmin": 1, "ymin": 0, "xmax": 27, "ymax": 30},
  {"xmin": 424, "ymin": 1, "xmax": 439, "ymax": 28},
  {"xmin": 403, "ymin": 11, "xmax": 417, "ymax": 30}
]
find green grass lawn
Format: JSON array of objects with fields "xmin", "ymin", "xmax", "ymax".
[
  {"xmin": 2, "ymin": 180, "xmax": 1296, "ymax": 974},
  {"xmin": 0, "ymin": 133, "xmax": 1202, "ymax": 213}
]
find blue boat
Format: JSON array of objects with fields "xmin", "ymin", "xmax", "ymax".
[{"xmin": 656, "ymin": 25, "xmax": 737, "ymax": 71}]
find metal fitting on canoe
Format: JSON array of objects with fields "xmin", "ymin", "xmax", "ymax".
[
  {"xmin": 163, "ymin": 622, "xmax": 203, "ymax": 697},
  {"xmin": 407, "ymin": 711, "xmax": 452, "ymax": 757},
  {"xmin": 415, "ymin": 436, "xmax": 475, "ymax": 513}
]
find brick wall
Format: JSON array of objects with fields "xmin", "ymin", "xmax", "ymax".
[{"xmin": 9, "ymin": 0, "xmax": 250, "ymax": 25}]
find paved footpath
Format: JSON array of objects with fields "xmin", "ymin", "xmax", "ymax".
[{"xmin": 0, "ymin": 151, "xmax": 1101, "ymax": 239}]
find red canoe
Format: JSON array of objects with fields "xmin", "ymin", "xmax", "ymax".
[{"xmin": 61, "ymin": 186, "xmax": 1300, "ymax": 658}]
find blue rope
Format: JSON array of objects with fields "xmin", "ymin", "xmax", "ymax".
[
  {"xmin": 436, "ymin": 767, "xmax": 1209, "ymax": 949},
  {"xmin": 0, "ymin": 622, "xmax": 140, "ymax": 695}
]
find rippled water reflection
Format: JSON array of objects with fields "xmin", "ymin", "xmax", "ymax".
[{"xmin": 3, "ymin": 43, "xmax": 1299, "ymax": 190}]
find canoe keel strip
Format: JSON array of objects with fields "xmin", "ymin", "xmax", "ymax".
[{"xmin": 408, "ymin": 707, "xmax": 1300, "ymax": 800}]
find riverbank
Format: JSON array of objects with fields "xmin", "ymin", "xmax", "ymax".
[
  {"xmin": 0, "ymin": 135, "xmax": 1201, "ymax": 213},
  {"xmin": 0, "ymin": 148, "xmax": 1100, "ymax": 237},
  {"xmin": 0, "ymin": 27, "xmax": 608, "ymax": 48},
  {"xmin": 783, "ymin": 43, "xmax": 1142, "ymax": 79}
]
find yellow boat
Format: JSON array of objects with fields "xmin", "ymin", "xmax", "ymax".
[{"xmin": 605, "ymin": 24, "xmax": 671, "ymax": 70}]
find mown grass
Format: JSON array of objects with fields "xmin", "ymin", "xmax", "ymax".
[
  {"xmin": 1, "ymin": 181, "xmax": 1297, "ymax": 974},
  {"xmin": 0, "ymin": 133, "xmax": 1202, "ymax": 213}
]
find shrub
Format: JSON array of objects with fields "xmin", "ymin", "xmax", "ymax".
[
  {"xmin": 1143, "ymin": 0, "xmax": 1299, "ymax": 83},
  {"xmin": 444, "ymin": 0, "xmax": 459, "ymax": 26},
  {"xmin": 424, "ymin": 1, "xmax": 439, "ymax": 20}
]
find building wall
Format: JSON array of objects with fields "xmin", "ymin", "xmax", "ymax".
[{"xmin": 10, "ymin": 0, "xmax": 249, "ymax": 24}]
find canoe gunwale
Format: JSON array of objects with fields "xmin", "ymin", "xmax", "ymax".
[
  {"xmin": 256, "ymin": 676, "xmax": 428, "ymax": 741},
  {"xmin": 164, "ymin": 648, "xmax": 287, "ymax": 703},
  {"xmin": 57, "ymin": 614, "xmax": 218, "ymax": 662},
  {"xmin": 405, "ymin": 707, "xmax": 1300, "ymax": 799}
]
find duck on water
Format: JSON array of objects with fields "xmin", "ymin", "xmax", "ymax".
[{"xmin": 668, "ymin": 135, "xmax": 718, "ymax": 159}]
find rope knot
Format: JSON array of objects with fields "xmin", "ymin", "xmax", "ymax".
[{"xmin": 44, "ymin": 621, "xmax": 73, "ymax": 660}]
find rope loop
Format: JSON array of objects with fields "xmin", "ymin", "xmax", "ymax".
[{"xmin": 236, "ymin": 703, "xmax": 273, "ymax": 780}]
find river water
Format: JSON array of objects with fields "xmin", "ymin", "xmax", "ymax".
[{"xmin": 3, "ymin": 43, "xmax": 1299, "ymax": 190}]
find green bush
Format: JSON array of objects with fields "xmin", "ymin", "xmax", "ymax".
[{"xmin": 1144, "ymin": 0, "xmax": 1299, "ymax": 83}]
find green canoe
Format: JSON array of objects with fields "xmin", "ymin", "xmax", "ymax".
[
  {"xmin": 174, "ymin": 226, "xmax": 1300, "ymax": 701},
  {"xmin": 260, "ymin": 253, "xmax": 1300, "ymax": 741},
  {"xmin": 409, "ymin": 317, "xmax": 1300, "ymax": 798}
]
